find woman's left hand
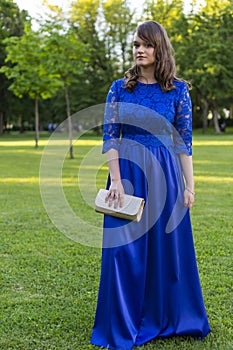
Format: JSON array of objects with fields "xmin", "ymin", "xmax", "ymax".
[
  {"xmin": 184, "ymin": 188, "xmax": 195, "ymax": 209},
  {"xmin": 105, "ymin": 179, "xmax": 125, "ymax": 208}
]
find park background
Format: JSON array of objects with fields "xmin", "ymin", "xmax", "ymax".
[{"xmin": 0, "ymin": 0, "xmax": 232, "ymax": 349}]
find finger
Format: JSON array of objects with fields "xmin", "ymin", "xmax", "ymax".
[
  {"xmin": 109, "ymin": 191, "xmax": 118, "ymax": 207},
  {"xmin": 108, "ymin": 196, "xmax": 114, "ymax": 207},
  {"xmin": 189, "ymin": 197, "xmax": 194, "ymax": 209},
  {"xmin": 119, "ymin": 193, "xmax": 124, "ymax": 208},
  {"xmin": 184, "ymin": 195, "xmax": 194, "ymax": 209},
  {"xmin": 105, "ymin": 190, "xmax": 112, "ymax": 202},
  {"xmin": 105, "ymin": 189, "xmax": 115, "ymax": 203},
  {"xmin": 113, "ymin": 197, "xmax": 119, "ymax": 209}
]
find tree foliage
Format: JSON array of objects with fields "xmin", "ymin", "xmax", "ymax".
[
  {"xmin": 0, "ymin": 0, "xmax": 28, "ymax": 133},
  {"xmin": 102, "ymin": 0, "xmax": 136, "ymax": 72},
  {"xmin": 41, "ymin": 15, "xmax": 90, "ymax": 156},
  {"xmin": 178, "ymin": 0, "xmax": 233, "ymax": 131},
  {"xmin": 1, "ymin": 24, "xmax": 63, "ymax": 146}
]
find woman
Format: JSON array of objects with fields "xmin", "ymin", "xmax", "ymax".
[{"xmin": 91, "ymin": 20, "xmax": 210, "ymax": 349}]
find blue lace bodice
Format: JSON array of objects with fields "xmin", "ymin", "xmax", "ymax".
[{"xmin": 102, "ymin": 78, "xmax": 192, "ymax": 155}]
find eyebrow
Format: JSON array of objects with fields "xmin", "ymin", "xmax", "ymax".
[{"xmin": 133, "ymin": 38, "xmax": 150, "ymax": 44}]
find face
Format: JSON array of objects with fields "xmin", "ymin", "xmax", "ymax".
[{"xmin": 133, "ymin": 33, "xmax": 155, "ymax": 68}]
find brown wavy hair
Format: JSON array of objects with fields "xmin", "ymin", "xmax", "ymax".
[{"xmin": 125, "ymin": 20, "xmax": 189, "ymax": 92}]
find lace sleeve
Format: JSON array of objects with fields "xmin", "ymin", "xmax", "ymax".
[
  {"xmin": 102, "ymin": 81, "xmax": 121, "ymax": 154},
  {"xmin": 173, "ymin": 83, "xmax": 192, "ymax": 156}
]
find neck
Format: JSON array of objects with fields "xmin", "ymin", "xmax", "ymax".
[{"xmin": 138, "ymin": 66, "xmax": 156, "ymax": 84}]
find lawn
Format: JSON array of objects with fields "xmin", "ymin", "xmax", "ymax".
[{"xmin": 0, "ymin": 130, "xmax": 232, "ymax": 350}]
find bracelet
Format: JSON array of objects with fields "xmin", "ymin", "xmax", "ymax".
[{"xmin": 185, "ymin": 187, "xmax": 195, "ymax": 195}]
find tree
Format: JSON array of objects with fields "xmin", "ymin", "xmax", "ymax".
[
  {"xmin": 0, "ymin": 0, "xmax": 28, "ymax": 134},
  {"xmin": 41, "ymin": 20, "xmax": 89, "ymax": 157},
  {"xmin": 71, "ymin": 0, "xmax": 114, "ymax": 106},
  {"xmin": 182, "ymin": 0, "xmax": 233, "ymax": 132},
  {"xmin": 143, "ymin": 0, "xmax": 186, "ymax": 39},
  {"xmin": 102, "ymin": 0, "xmax": 136, "ymax": 73},
  {"xmin": 0, "ymin": 24, "xmax": 62, "ymax": 147}
]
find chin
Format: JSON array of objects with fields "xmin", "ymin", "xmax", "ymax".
[{"xmin": 137, "ymin": 62, "xmax": 147, "ymax": 67}]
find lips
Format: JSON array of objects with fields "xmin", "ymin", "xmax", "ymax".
[{"xmin": 137, "ymin": 56, "xmax": 146, "ymax": 59}]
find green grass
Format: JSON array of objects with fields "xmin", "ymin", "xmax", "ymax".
[{"xmin": 0, "ymin": 130, "xmax": 232, "ymax": 349}]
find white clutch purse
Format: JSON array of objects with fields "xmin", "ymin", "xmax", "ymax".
[{"xmin": 95, "ymin": 189, "xmax": 145, "ymax": 222}]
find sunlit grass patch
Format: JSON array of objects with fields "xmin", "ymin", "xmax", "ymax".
[
  {"xmin": 0, "ymin": 177, "xmax": 39, "ymax": 184},
  {"xmin": 194, "ymin": 175, "xmax": 233, "ymax": 183},
  {"xmin": 193, "ymin": 140, "xmax": 233, "ymax": 146}
]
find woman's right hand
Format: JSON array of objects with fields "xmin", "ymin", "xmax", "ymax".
[{"xmin": 105, "ymin": 179, "xmax": 125, "ymax": 208}]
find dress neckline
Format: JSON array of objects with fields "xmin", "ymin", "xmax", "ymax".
[{"xmin": 137, "ymin": 80, "xmax": 159, "ymax": 86}]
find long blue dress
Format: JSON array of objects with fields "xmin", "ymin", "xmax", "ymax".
[{"xmin": 91, "ymin": 79, "xmax": 210, "ymax": 349}]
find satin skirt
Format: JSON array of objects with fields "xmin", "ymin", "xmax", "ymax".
[{"xmin": 91, "ymin": 141, "xmax": 210, "ymax": 349}]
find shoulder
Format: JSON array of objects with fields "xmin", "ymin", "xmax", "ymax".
[
  {"xmin": 173, "ymin": 80, "xmax": 189, "ymax": 93},
  {"xmin": 109, "ymin": 78, "xmax": 126, "ymax": 91},
  {"xmin": 173, "ymin": 80, "xmax": 191, "ymax": 102},
  {"xmin": 106, "ymin": 78, "xmax": 126, "ymax": 101},
  {"xmin": 105, "ymin": 78, "xmax": 126, "ymax": 102}
]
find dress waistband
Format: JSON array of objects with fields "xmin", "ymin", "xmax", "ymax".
[{"xmin": 121, "ymin": 133, "xmax": 173, "ymax": 149}]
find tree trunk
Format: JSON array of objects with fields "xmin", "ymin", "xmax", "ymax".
[
  {"xmin": 230, "ymin": 104, "xmax": 233, "ymax": 119},
  {"xmin": 202, "ymin": 98, "xmax": 209, "ymax": 133},
  {"xmin": 35, "ymin": 97, "xmax": 39, "ymax": 148},
  {"xmin": 193, "ymin": 92, "xmax": 202, "ymax": 128},
  {"xmin": 121, "ymin": 41, "xmax": 126, "ymax": 73},
  {"xmin": 65, "ymin": 85, "xmax": 74, "ymax": 159},
  {"xmin": 0, "ymin": 111, "xmax": 4, "ymax": 135},
  {"xmin": 20, "ymin": 116, "xmax": 25, "ymax": 133},
  {"xmin": 212, "ymin": 103, "xmax": 221, "ymax": 134}
]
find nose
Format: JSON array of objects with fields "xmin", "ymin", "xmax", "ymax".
[
  {"xmin": 138, "ymin": 45, "xmax": 144, "ymax": 55},
  {"xmin": 138, "ymin": 45, "xmax": 144, "ymax": 53}
]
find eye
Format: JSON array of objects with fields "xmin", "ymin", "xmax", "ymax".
[
  {"xmin": 146, "ymin": 43, "xmax": 153, "ymax": 48},
  {"xmin": 133, "ymin": 43, "xmax": 139, "ymax": 48}
]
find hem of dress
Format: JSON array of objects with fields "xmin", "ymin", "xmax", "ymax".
[
  {"xmin": 135, "ymin": 328, "xmax": 211, "ymax": 347},
  {"xmin": 90, "ymin": 328, "xmax": 211, "ymax": 349},
  {"xmin": 90, "ymin": 340, "xmax": 134, "ymax": 350}
]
